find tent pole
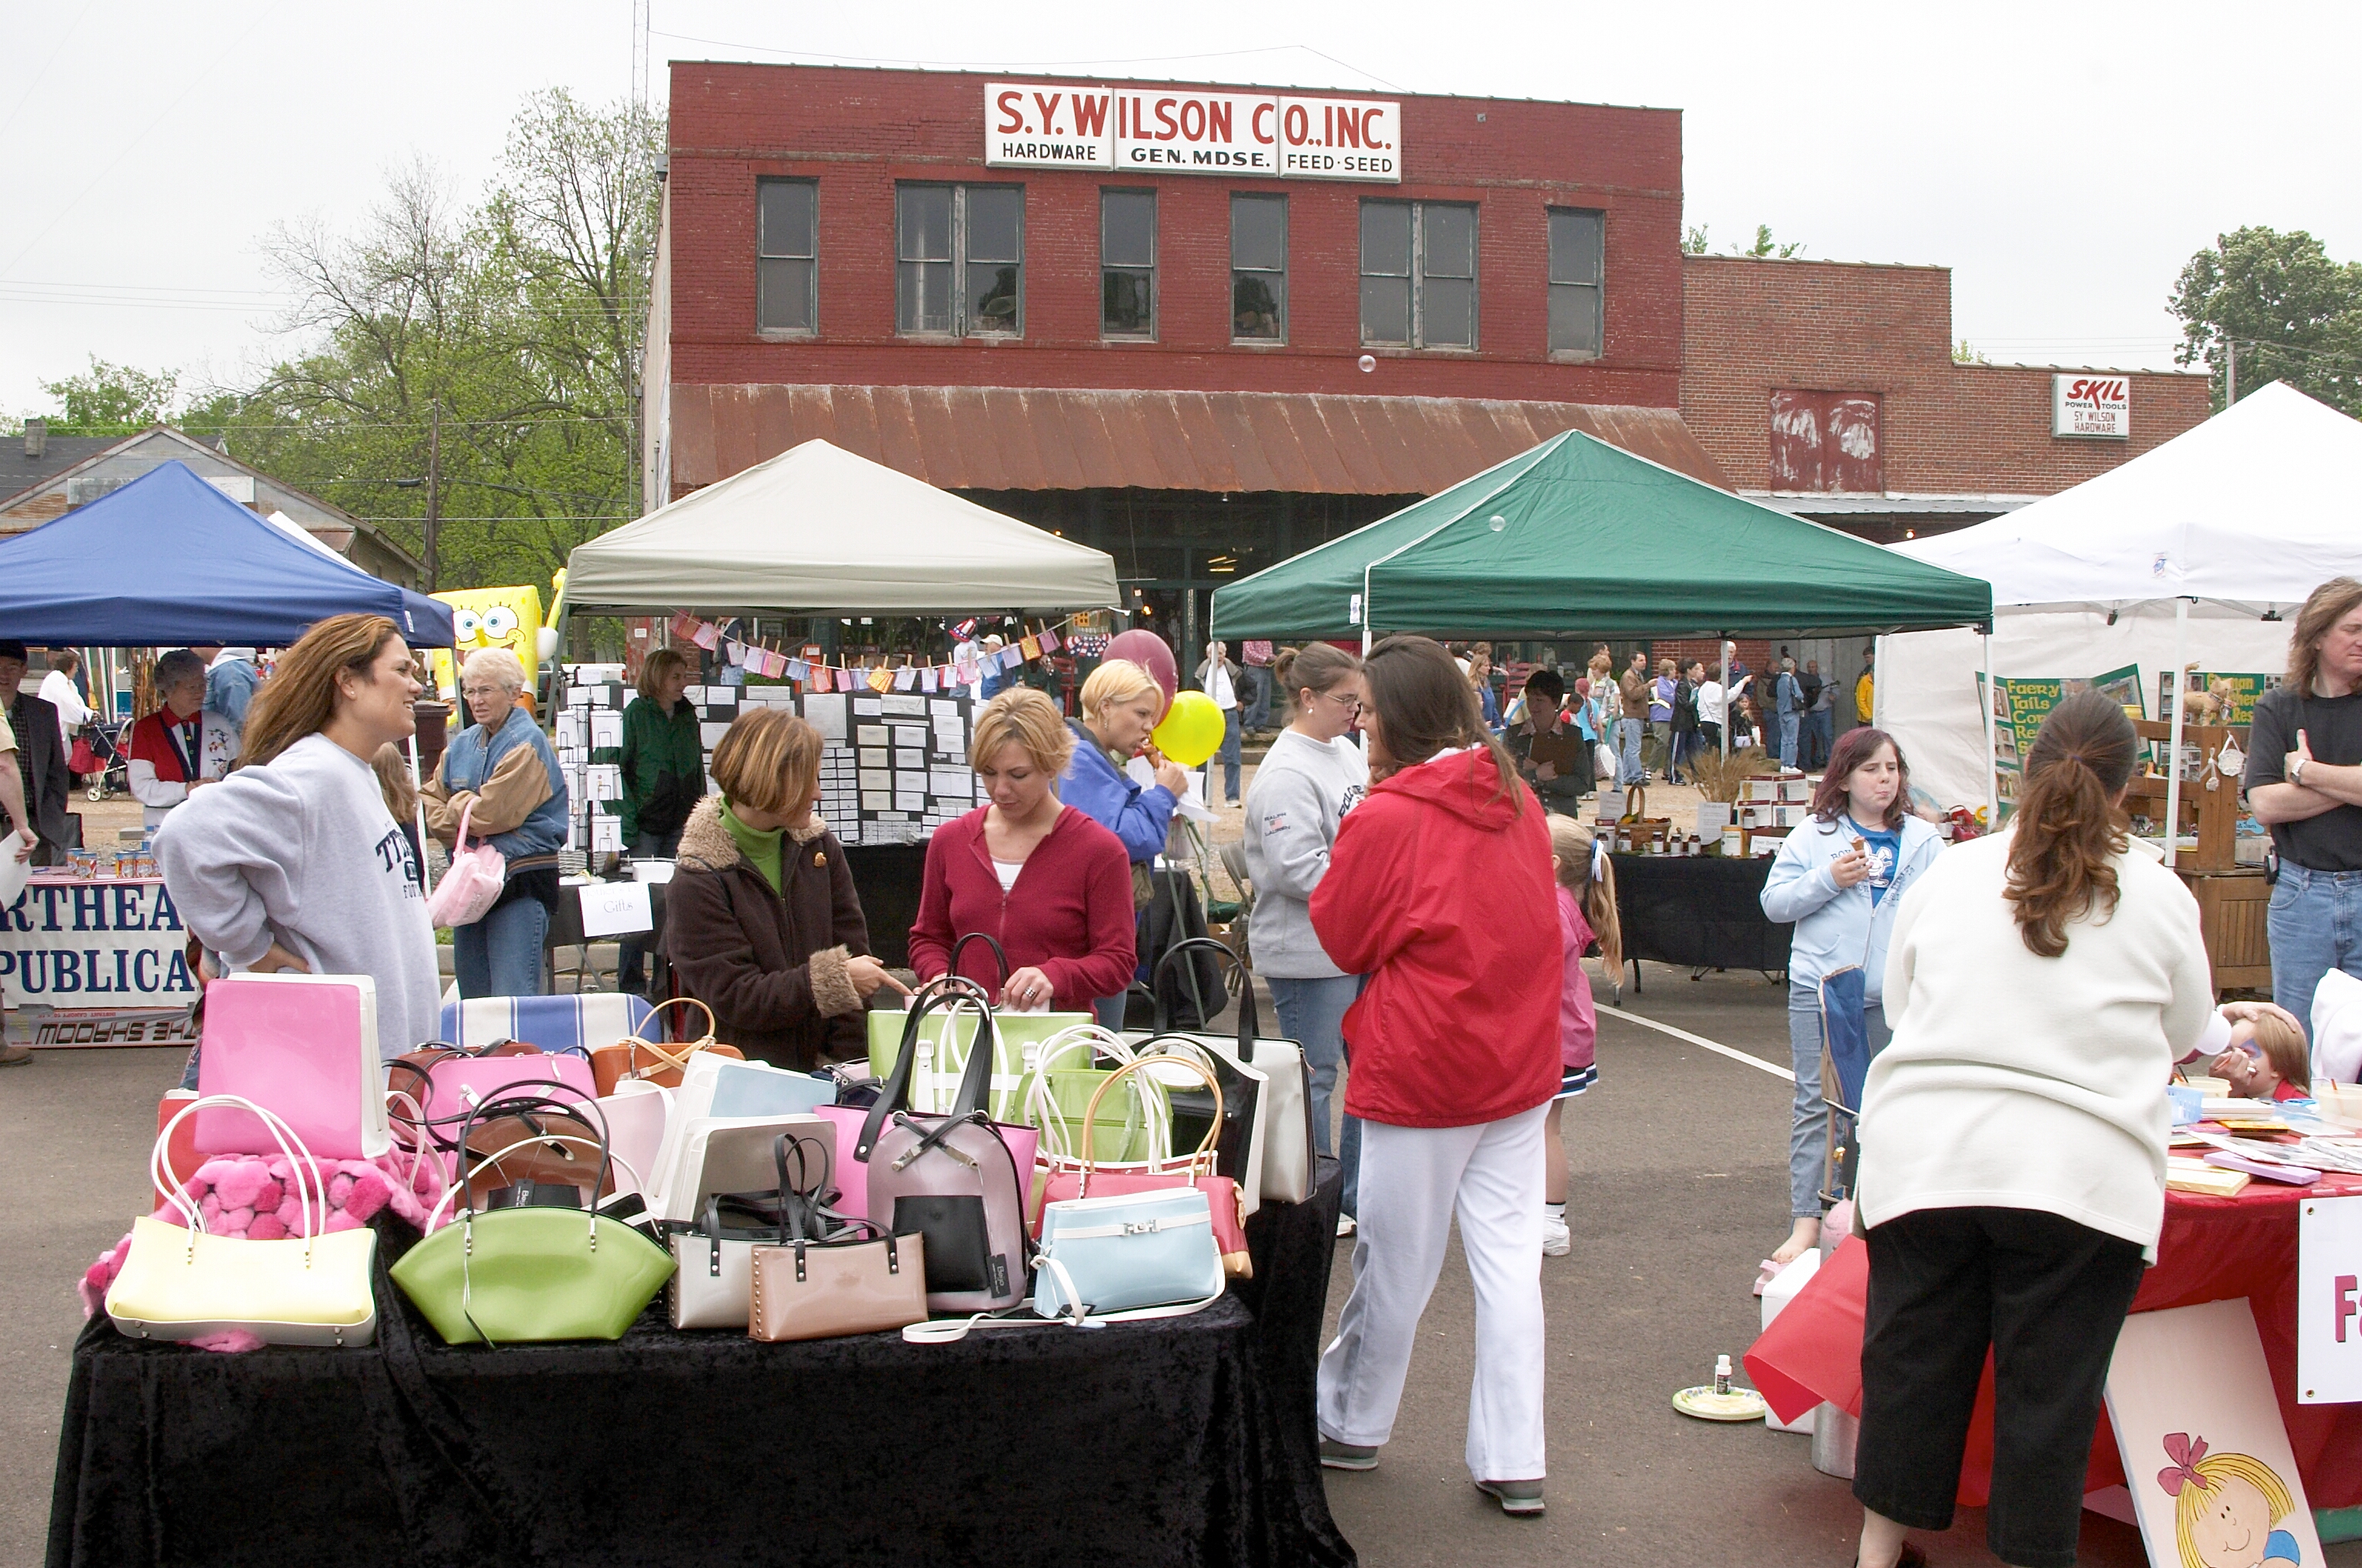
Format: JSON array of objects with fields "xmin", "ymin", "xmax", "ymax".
[
  {"xmin": 1982, "ymin": 628, "xmax": 1998, "ymax": 829},
  {"xmin": 1719, "ymin": 638, "xmax": 1730, "ymax": 760},
  {"xmin": 2163, "ymin": 596, "xmax": 2190, "ymax": 869},
  {"xmin": 406, "ymin": 730, "xmax": 429, "ymax": 889}
]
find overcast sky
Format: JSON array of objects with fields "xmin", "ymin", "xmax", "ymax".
[{"xmin": 4, "ymin": 1, "xmax": 2356, "ymax": 417}]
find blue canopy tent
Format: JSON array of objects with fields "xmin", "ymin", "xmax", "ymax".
[{"xmin": 0, "ymin": 460, "xmax": 452, "ymax": 648}]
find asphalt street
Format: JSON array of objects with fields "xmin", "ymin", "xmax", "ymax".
[{"xmin": 8, "ymin": 964, "xmax": 2359, "ymax": 1566}]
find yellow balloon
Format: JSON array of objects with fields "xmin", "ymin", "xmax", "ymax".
[{"xmin": 1152, "ymin": 689, "xmax": 1228, "ymax": 768}]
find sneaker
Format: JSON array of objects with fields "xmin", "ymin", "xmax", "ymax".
[
  {"xmin": 1319, "ymin": 1439, "xmax": 1379, "ymax": 1471},
  {"xmin": 0, "ymin": 1043, "xmax": 31, "ymax": 1066},
  {"xmin": 1476, "ymin": 1478, "xmax": 1545, "ymax": 1516},
  {"xmin": 1541, "ymin": 1213, "xmax": 1570, "ymax": 1256},
  {"xmin": 1336, "ymin": 1212, "xmax": 1357, "ymax": 1237}
]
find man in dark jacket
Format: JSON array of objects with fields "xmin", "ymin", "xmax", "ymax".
[{"xmin": 0, "ymin": 642, "xmax": 72, "ymax": 866}]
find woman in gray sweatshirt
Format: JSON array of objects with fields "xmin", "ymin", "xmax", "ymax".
[
  {"xmin": 155, "ymin": 614, "xmax": 443, "ymax": 1063},
  {"xmin": 1243, "ymin": 643, "xmax": 1369, "ymax": 1219}
]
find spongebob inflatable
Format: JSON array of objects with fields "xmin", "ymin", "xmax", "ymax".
[{"xmin": 429, "ymin": 582, "xmax": 560, "ymax": 715}]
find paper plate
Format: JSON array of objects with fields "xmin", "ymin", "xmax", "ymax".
[{"xmin": 1673, "ymin": 1385, "xmax": 1766, "ymax": 1422}]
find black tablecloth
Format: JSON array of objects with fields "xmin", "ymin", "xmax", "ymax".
[
  {"xmin": 1611, "ymin": 853, "xmax": 1792, "ymax": 982},
  {"xmin": 48, "ymin": 1163, "xmax": 1353, "ymax": 1568}
]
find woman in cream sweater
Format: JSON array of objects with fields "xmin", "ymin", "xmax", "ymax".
[{"xmin": 1848, "ymin": 690, "xmax": 2214, "ymax": 1568}]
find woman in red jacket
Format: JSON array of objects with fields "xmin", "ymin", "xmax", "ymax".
[
  {"xmin": 909, "ymin": 689, "xmax": 1136, "ymax": 1012},
  {"xmin": 1309, "ymin": 635, "xmax": 1560, "ymax": 1518}
]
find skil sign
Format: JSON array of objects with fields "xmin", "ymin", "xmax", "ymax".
[
  {"xmin": 986, "ymin": 84, "xmax": 1401, "ymax": 182},
  {"xmin": 2053, "ymin": 373, "xmax": 2131, "ymax": 439}
]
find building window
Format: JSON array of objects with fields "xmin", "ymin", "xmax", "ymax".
[
  {"xmin": 1547, "ymin": 208, "xmax": 1603, "ymax": 356},
  {"xmin": 1359, "ymin": 201, "xmax": 1476, "ymax": 349},
  {"xmin": 1230, "ymin": 194, "xmax": 1286, "ymax": 342},
  {"xmin": 1101, "ymin": 190, "xmax": 1156, "ymax": 339},
  {"xmin": 896, "ymin": 183, "xmax": 1023, "ymax": 337},
  {"xmin": 757, "ymin": 179, "xmax": 816, "ymax": 333},
  {"xmin": 1770, "ymin": 391, "xmax": 1883, "ymax": 492}
]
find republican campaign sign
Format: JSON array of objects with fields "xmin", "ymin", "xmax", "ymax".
[
  {"xmin": 2053, "ymin": 372, "xmax": 2131, "ymax": 439},
  {"xmin": 1, "ymin": 878, "xmax": 197, "ymax": 1006},
  {"xmin": 987, "ymin": 83, "xmax": 1401, "ymax": 182}
]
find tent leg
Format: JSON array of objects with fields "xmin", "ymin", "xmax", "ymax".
[
  {"xmin": 1982, "ymin": 629, "xmax": 1998, "ymax": 829},
  {"xmin": 2163, "ymin": 596, "xmax": 2190, "ymax": 869},
  {"xmin": 407, "ymin": 732, "xmax": 430, "ymax": 887},
  {"xmin": 1719, "ymin": 639, "xmax": 1730, "ymax": 759}
]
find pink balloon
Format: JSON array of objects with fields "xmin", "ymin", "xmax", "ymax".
[{"xmin": 1104, "ymin": 630, "xmax": 1179, "ymax": 715}]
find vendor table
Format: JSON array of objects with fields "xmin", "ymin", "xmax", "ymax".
[
  {"xmin": 1746, "ymin": 1175, "xmax": 2362, "ymax": 1510},
  {"xmin": 48, "ymin": 1163, "xmax": 1353, "ymax": 1568},
  {"xmin": 1610, "ymin": 854, "xmax": 1792, "ymax": 989},
  {"xmin": 2, "ymin": 876, "xmax": 199, "ymax": 1046}
]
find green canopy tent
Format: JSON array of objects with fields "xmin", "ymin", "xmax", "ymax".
[{"xmin": 1209, "ymin": 429, "xmax": 1993, "ymax": 643}]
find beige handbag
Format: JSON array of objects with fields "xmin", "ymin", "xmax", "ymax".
[{"xmin": 746, "ymin": 1132, "xmax": 927, "ymax": 1342}]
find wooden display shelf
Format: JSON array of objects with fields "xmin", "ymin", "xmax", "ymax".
[{"xmin": 2127, "ymin": 719, "xmax": 2268, "ymax": 994}]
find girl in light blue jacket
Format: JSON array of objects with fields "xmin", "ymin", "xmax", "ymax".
[{"xmin": 1758, "ymin": 726, "xmax": 1944, "ymax": 1265}]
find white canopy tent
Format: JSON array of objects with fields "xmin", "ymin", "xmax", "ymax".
[
  {"xmin": 1878, "ymin": 382, "xmax": 2362, "ymax": 816},
  {"xmin": 564, "ymin": 439, "xmax": 1119, "ymax": 615}
]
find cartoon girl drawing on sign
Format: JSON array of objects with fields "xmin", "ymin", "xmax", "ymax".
[{"xmin": 2163, "ymin": 1433, "xmax": 2303, "ymax": 1568}]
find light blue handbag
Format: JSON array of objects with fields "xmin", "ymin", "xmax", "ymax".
[
  {"xmin": 708, "ymin": 1059, "xmax": 836, "ymax": 1119},
  {"xmin": 1030, "ymin": 1185, "xmax": 1227, "ymax": 1323}
]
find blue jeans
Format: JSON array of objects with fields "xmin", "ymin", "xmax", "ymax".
[
  {"xmin": 1617, "ymin": 716, "xmax": 1646, "ymax": 785},
  {"xmin": 1778, "ymin": 712, "xmax": 1801, "ymax": 768},
  {"xmin": 1217, "ymin": 708, "xmax": 1243, "ymax": 802},
  {"xmin": 455, "ymin": 893, "xmax": 551, "ymax": 999},
  {"xmin": 1269, "ymin": 973, "xmax": 1364, "ymax": 1216},
  {"xmin": 1788, "ymin": 984, "xmax": 1892, "ymax": 1219},
  {"xmin": 1095, "ymin": 992, "xmax": 1130, "ymax": 1031},
  {"xmin": 1805, "ymin": 709, "xmax": 1834, "ymax": 769},
  {"xmin": 2270, "ymin": 864, "xmax": 2362, "ymax": 1044},
  {"xmin": 1243, "ymin": 666, "xmax": 1272, "ymax": 731},
  {"xmin": 618, "ymin": 829, "xmax": 682, "ymax": 993}
]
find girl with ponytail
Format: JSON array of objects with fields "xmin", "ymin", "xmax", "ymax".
[{"xmin": 1841, "ymin": 689, "xmax": 2216, "ymax": 1568}]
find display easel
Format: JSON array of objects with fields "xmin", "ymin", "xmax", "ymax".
[{"xmin": 2129, "ymin": 719, "xmax": 2270, "ymax": 993}]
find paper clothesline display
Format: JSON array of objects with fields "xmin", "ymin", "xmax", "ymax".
[{"xmin": 665, "ymin": 611, "xmax": 1074, "ymax": 691}]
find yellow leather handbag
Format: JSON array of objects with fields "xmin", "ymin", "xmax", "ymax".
[{"xmin": 107, "ymin": 1094, "xmax": 379, "ymax": 1348}]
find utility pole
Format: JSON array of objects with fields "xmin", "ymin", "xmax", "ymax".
[
  {"xmin": 423, "ymin": 403, "xmax": 442, "ymax": 593},
  {"xmin": 2224, "ymin": 338, "xmax": 2237, "ymax": 409}
]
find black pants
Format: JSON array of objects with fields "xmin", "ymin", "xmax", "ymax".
[{"xmin": 1854, "ymin": 1206, "xmax": 2146, "ymax": 1568}]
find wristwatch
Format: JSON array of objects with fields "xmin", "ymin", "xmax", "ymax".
[{"xmin": 2291, "ymin": 756, "xmax": 2308, "ymax": 787}]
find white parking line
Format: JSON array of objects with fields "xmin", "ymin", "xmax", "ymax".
[{"xmin": 1599, "ymin": 1005, "xmax": 1795, "ymax": 1083}]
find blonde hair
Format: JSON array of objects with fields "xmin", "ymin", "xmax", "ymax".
[
  {"xmin": 1545, "ymin": 815, "xmax": 1623, "ymax": 972},
  {"xmin": 709, "ymin": 708, "xmax": 819, "ymax": 816},
  {"xmin": 2174, "ymin": 1451, "xmax": 2294, "ymax": 1568},
  {"xmin": 639, "ymin": 646, "xmax": 689, "ymax": 700},
  {"xmin": 1078, "ymin": 659, "xmax": 1162, "ymax": 721},
  {"xmin": 239, "ymin": 613, "xmax": 404, "ymax": 768},
  {"xmin": 970, "ymin": 688, "xmax": 1073, "ymax": 776},
  {"xmin": 2248, "ymin": 1011, "xmax": 2311, "ymax": 1094},
  {"xmin": 371, "ymin": 742, "xmax": 418, "ymax": 822},
  {"xmin": 461, "ymin": 646, "xmax": 528, "ymax": 697}
]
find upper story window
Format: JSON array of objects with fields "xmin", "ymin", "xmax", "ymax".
[
  {"xmin": 1359, "ymin": 200, "xmax": 1476, "ymax": 349},
  {"xmin": 896, "ymin": 183, "xmax": 1024, "ymax": 337},
  {"xmin": 1230, "ymin": 194, "xmax": 1286, "ymax": 343},
  {"xmin": 756, "ymin": 179, "xmax": 816, "ymax": 334},
  {"xmin": 1101, "ymin": 190, "xmax": 1156, "ymax": 339},
  {"xmin": 1547, "ymin": 208, "xmax": 1604, "ymax": 357}
]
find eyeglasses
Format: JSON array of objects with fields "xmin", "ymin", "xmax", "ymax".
[
  {"xmin": 1321, "ymin": 690, "xmax": 1364, "ymax": 716},
  {"xmin": 461, "ymin": 685, "xmax": 505, "ymax": 699}
]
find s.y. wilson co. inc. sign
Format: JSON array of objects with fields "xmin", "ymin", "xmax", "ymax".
[
  {"xmin": 986, "ymin": 83, "xmax": 1401, "ymax": 182},
  {"xmin": 2053, "ymin": 373, "xmax": 2131, "ymax": 439}
]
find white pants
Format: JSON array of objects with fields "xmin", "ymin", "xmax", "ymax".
[{"xmin": 1316, "ymin": 1103, "xmax": 1548, "ymax": 1482}]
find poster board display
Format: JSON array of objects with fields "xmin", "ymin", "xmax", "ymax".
[{"xmin": 1975, "ymin": 664, "xmax": 2143, "ymax": 802}]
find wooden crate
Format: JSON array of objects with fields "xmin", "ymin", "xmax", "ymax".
[{"xmin": 2179, "ymin": 868, "xmax": 2274, "ymax": 993}]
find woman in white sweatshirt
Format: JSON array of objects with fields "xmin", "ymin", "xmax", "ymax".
[
  {"xmin": 155, "ymin": 614, "xmax": 442, "ymax": 1066},
  {"xmin": 1243, "ymin": 642, "xmax": 1368, "ymax": 1219},
  {"xmin": 1847, "ymin": 692, "xmax": 2214, "ymax": 1568}
]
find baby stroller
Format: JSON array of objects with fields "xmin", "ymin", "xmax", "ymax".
[{"xmin": 78, "ymin": 719, "xmax": 131, "ymax": 802}]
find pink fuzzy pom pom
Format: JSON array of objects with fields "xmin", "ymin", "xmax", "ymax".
[
  {"xmin": 342, "ymin": 1170, "xmax": 390, "ymax": 1223},
  {"xmin": 199, "ymin": 1191, "xmax": 223, "ymax": 1223},
  {"xmin": 191, "ymin": 1156, "xmax": 242, "ymax": 1189},
  {"xmin": 212, "ymin": 1160, "xmax": 270, "ymax": 1211},
  {"xmin": 250, "ymin": 1179, "xmax": 282, "ymax": 1215},
  {"xmin": 327, "ymin": 1172, "xmax": 356, "ymax": 1207},
  {"xmin": 185, "ymin": 1329, "xmax": 266, "ymax": 1354},
  {"xmin": 219, "ymin": 1206, "xmax": 255, "ymax": 1236},
  {"xmin": 275, "ymin": 1196, "xmax": 302, "ymax": 1231},
  {"xmin": 245, "ymin": 1214, "xmax": 287, "ymax": 1241},
  {"xmin": 323, "ymin": 1209, "xmax": 361, "ymax": 1233}
]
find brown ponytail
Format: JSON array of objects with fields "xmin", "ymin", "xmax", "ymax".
[{"xmin": 2003, "ymin": 689, "xmax": 2138, "ymax": 959}]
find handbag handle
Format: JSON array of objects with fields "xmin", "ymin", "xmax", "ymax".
[
  {"xmin": 424, "ymin": 1133, "xmax": 648, "ymax": 1233},
  {"xmin": 451, "ymin": 1086, "xmax": 617, "ymax": 1233},
  {"xmin": 950, "ymin": 930, "xmax": 1012, "ymax": 985},
  {"xmin": 1076, "ymin": 1054, "xmax": 1222, "ymax": 1194},
  {"xmin": 452, "ymin": 798, "xmax": 477, "ymax": 855},
  {"xmin": 1025, "ymin": 1024, "xmax": 1166, "ymax": 1168},
  {"xmin": 1152, "ymin": 937, "xmax": 1262, "ymax": 1061},
  {"xmin": 152, "ymin": 1094, "xmax": 329, "ymax": 1261},
  {"xmin": 856, "ymin": 986, "xmax": 999, "ymax": 1163},
  {"xmin": 616, "ymin": 995, "xmax": 719, "ymax": 1079}
]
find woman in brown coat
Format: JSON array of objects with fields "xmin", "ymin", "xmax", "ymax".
[{"xmin": 663, "ymin": 708, "xmax": 907, "ymax": 1068}]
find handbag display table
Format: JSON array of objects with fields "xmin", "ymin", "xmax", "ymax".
[
  {"xmin": 1609, "ymin": 854, "xmax": 1793, "ymax": 989},
  {"xmin": 48, "ymin": 1163, "xmax": 1353, "ymax": 1568},
  {"xmin": 1745, "ymin": 1176, "xmax": 2362, "ymax": 1510}
]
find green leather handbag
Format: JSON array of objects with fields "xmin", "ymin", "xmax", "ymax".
[{"xmin": 389, "ymin": 1088, "xmax": 676, "ymax": 1346}]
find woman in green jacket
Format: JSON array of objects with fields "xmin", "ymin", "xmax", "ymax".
[{"xmin": 618, "ymin": 647, "xmax": 706, "ymax": 995}]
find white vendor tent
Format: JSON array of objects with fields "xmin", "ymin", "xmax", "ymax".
[
  {"xmin": 564, "ymin": 439, "xmax": 1120, "ymax": 615},
  {"xmin": 1877, "ymin": 382, "xmax": 2362, "ymax": 812}
]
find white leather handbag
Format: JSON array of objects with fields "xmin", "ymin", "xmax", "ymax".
[
  {"xmin": 1135, "ymin": 939, "xmax": 1316, "ymax": 1208},
  {"xmin": 668, "ymin": 1127, "xmax": 835, "ymax": 1330}
]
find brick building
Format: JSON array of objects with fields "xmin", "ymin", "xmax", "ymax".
[{"xmin": 645, "ymin": 63, "xmax": 1727, "ymax": 659}]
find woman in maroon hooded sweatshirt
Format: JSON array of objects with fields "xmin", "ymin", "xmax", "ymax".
[
  {"xmin": 1308, "ymin": 635, "xmax": 1560, "ymax": 1518},
  {"xmin": 909, "ymin": 688, "xmax": 1136, "ymax": 1012}
]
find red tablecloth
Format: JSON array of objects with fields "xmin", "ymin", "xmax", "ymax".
[{"xmin": 1746, "ymin": 1174, "xmax": 2362, "ymax": 1509}]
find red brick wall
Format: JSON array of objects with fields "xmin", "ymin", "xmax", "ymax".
[
  {"xmin": 1680, "ymin": 255, "xmax": 2211, "ymax": 495},
  {"xmin": 666, "ymin": 64, "xmax": 1685, "ymax": 406}
]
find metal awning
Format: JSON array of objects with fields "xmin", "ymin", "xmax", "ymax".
[{"xmin": 664, "ymin": 384, "xmax": 1733, "ymax": 498}]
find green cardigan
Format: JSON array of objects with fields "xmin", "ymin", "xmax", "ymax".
[{"xmin": 618, "ymin": 695, "xmax": 705, "ymax": 842}]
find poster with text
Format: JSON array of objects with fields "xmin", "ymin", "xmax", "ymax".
[{"xmin": 1976, "ymin": 665, "xmax": 2141, "ymax": 804}]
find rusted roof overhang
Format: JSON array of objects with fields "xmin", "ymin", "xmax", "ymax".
[{"xmin": 667, "ymin": 385, "xmax": 1732, "ymax": 498}]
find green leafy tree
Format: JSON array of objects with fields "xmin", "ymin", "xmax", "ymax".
[
  {"xmin": 1953, "ymin": 339, "xmax": 1990, "ymax": 365},
  {"xmin": 1733, "ymin": 224, "xmax": 1804, "ymax": 260},
  {"xmin": 1682, "ymin": 223, "xmax": 1710, "ymax": 255},
  {"xmin": 2170, "ymin": 226, "xmax": 2362, "ymax": 415},
  {"xmin": 36, "ymin": 356, "xmax": 179, "ymax": 433}
]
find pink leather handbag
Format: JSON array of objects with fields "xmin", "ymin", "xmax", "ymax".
[
  {"xmin": 425, "ymin": 799, "xmax": 505, "ymax": 929},
  {"xmin": 194, "ymin": 974, "xmax": 390, "ymax": 1159}
]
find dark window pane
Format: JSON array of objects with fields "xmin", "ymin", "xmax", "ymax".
[
  {"xmin": 1233, "ymin": 274, "xmax": 1283, "ymax": 339},
  {"xmin": 1361, "ymin": 275, "xmax": 1410, "ymax": 344},
  {"xmin": 759, "ymin": 257, "xmax": 813, "ymax": 331},
  {"xmin": 1423, "ymin": 204, "xmax": 1475, "ymax": 279},
  {"xmin": 967, "ymin": 186, "xmax": 1023, "ymax": 263},
  {"xmin": 1361, "ymin": 202, "xmax": 1410, "ymax": 276},
  {"xmin": 1232, "ymin": 195, "xmax": 1285, "ymax": 272},
  {"xmin": 759, "ymin": 182, "xmax": 814, "ymax": 259},
  {"xmin": 1103, "ymin": 268, "xmax": 1153, "ymax": 334},
  {"xmin": 1424, "ymin": 276, "xmax": 1474, "ymax": 346},
  {"xmin": 1102, "ymin": 191, "xmax": 1155, "ymax": 268},
  {"xmin": 898, "ymin": 186, "xmax": 951, "ymax": 262},
  {"xmin": 1549, "ymin": 208, "xmax": 1601, "ymax": 285},
  {"xmin": 899, "ymin": 259, "xmax": 952, "ymax": 332},
  {"xmin": 969, "ymin": 262, "xmax": 1020, "ymax": 334},
  {"xmin": 1549, "ymin": 282, "xmax": 1600, "ymax": 355}
]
